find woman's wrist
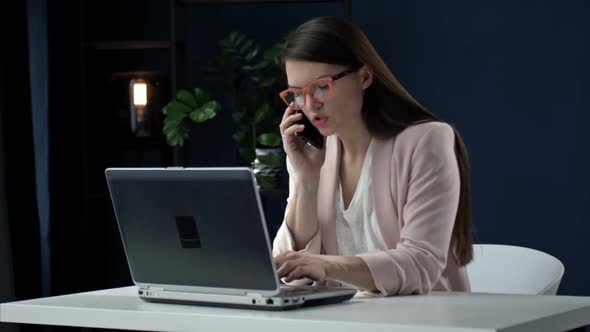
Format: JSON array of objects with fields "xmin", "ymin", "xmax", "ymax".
[
  {"xmin": 324, "ymin": 255, "xmax": 357, "ymax": 280},
  {"xmin": 324, "ymin": 255, "xmax": 377, "ymax": 292},
  {"xmin": 294, "ymin": 175, "xmax": 320, "ymax": 193}
]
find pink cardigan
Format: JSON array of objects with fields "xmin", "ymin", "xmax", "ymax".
[{"xmin": 272, "ymin": 122, "xmax": 471, "ymax": 296}]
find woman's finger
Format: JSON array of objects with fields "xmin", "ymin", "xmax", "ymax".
[
  {"xmin": 285, "ymin": 266, "xmax": 309, "ymax": 282},
  {"xmin": 280, "ymin": 103, "xmax": 297, "ymax": 122},
  {"xmin": 279, "ymin": 112, "xmax": 302, "ymax": 135},
  {"xmin": 282, "ymin": 124, "xmax": 304, "ymax": 137},
  {"xmin": 276, "ymin": 260, "xmax": 296, "ymax": 278},
  {"xmin": 274, "ymin": 251, "xmax": 292, "ymax": 267}
]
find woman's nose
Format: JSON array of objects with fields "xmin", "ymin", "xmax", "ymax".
[{"xmin": 304, "ymin": 94, "xmax": 322, "ymax": 112}]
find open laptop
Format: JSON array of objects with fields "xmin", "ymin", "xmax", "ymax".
[{"xmin": 105, "ymin": 167, "xmax": 357, "ymax": 310}]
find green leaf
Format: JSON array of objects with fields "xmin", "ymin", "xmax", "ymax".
[
  {"xmin": 232, "ymin": 131, "xmax": 249, "ymax": 145},
  {"xmin": 255, "ymin": 174, "xmax": 276, "ymax": 189},
  {"xmin": 166, "ymin": 100, "xmax": 191, "ymax": 113},
  {"xmin": 257, "ymin": 153, "xmax": 284, "ymax": 167},
  {"xmin": 165, "ymin": 125, "xmax": 188, "ymax": 147},
  {"xmin": 239, "ymin": 40, "xmax": 254, "ymax": 55},
  {"xmin": 162, "ymin": 102, "xmax": 190, "ymax": 122},
  {"xmin": 163, "ymin": 118, "xmax": 181, "ymax": 131},
  {"xmin": 176, "ymin": 89, "xmax": 197, "ymax": 108},
  {"xmin": 190, "ymin": 109, "xmax": 214, "ymax": 123},
  {"xmin": 245, "ymin": 47, "xmax": 259, "ymax": 61},
  {"xmin": 214, "ymin": 53, "xmax": 231, "ymax": 66},
  {"xmin": 218, "ymin": 37, "xmax": 232, "ymax": 48},
  {"xmin": 242, "ymin": 61, "xmax": 268, "ymax": 72},
  {"xmin": 232, "ymin": 112, "xmax": 248, "ymax": 126},
  {"xmin": 259, "ymin": 77, "xmax": 277, "ymax": 87},
  {"xmin": 190, "ymin": 100, "xmax": 219, "ymax": 123},
  {"xmin": 257, "ymin": 133, "xmax": 281, "ymax": 147},
  {"xmin": 228, "ymin": 31, "xmax": 238, "ymax": 43},
  {"xmin": 239, "ymin": 148, "xmax": 256, "ymax": 163},
  {"xmin": 236, "ymin": 95, "xmax": 258, "ymax": 114},
  {"xmin": 221, "ymin": 47, "xmax": 238, "ymax": 54},
  {"xmin": 253, "ymin": 103, "xmax": 270, "ymax": 125},
  {"xmin": 234, "ymin": 34, "xmax": 246, "ymax": 48},
  {"xmin": 263, "ymin": 46, "xmax": 281, "ymax": 61},
  {"xmin": 193, "ymin": 88, "xmax": 209, "ymax": 106}
]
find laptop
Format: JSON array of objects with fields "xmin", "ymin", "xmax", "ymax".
[{"xmin": 105, "ymin": 167, "xmax": 357, "ymax": 310}]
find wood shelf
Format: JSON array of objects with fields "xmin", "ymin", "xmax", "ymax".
[
  {"xmin": 118, "ymin": 141, "xmax": 168, "ymax": 149},
  {"xmin": 82, "ymin": 41, "xmax": 183, "ymax": 50},
  {"xmin": 179, "ymin": 0, "xmax": 342, "ymax": 3}
]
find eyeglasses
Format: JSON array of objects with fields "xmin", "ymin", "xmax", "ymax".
[{"xmin": 279, "ymin": 69, "xmax": 356, "ymax": 110}]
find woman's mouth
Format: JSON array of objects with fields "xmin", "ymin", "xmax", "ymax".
[{"xmin": 313, "ymin": 116, "xmax": 328, "ymax": 128}]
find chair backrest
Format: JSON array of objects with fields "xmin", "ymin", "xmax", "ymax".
[{"xmin": 466, "ymin": 244, "xmax": 565, "ymax": 295}]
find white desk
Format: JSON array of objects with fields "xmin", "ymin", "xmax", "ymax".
[{"xmin": 1, "ymin": 286, "xmax": 590, "ymax": 332}]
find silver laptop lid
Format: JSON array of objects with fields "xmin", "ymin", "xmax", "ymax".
[{"xmin": 105, "ymin": 167, "xmax": 280, "ymax": 296}]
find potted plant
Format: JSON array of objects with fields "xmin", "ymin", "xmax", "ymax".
[{"xmin": 202, "ymin": 31, "xmax": 286, "ymax": 189}]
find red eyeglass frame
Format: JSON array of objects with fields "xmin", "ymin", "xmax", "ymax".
[{"xmin": 278, "ymin": 69, "xmax": 356, "ymax": 110}]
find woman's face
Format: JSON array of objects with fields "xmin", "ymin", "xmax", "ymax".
[{"xmin": 284, "ymin": 60, "xmax": 372, "ymax": 137}]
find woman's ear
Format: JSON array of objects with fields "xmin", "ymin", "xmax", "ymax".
[{"xmin": 358, "ymin": 66, "xmax": 373, "ymax": 90}]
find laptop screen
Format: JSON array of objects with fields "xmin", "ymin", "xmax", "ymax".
[{"xmin": 105, "ymin": 168, "xmax": 278, "ymax": 291}]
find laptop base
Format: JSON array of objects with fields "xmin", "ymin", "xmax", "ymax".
[{"xmin": 141, "ymin": 293, "xmax": 356, "ymax": 311}]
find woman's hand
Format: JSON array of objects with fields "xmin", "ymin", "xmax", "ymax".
[
  {"xmin": 275, "ymin": 251, "xmax": 379, "ymax": 292},
  {"xmin": 275, "ymin": 251, "xmax": 331, "ymax": 283},
  {"xmin": 279, "ymin": 104, "xmax": 326, "ymax": 186}
]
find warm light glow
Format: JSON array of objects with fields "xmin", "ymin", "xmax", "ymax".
[{"xmin": 133, "ymin": 83, "xmax": 147, "ymax": 106}]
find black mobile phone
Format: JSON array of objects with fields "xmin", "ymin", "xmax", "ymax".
[{"xmin": 294, "ymin": 110, "xmax": 324, "ymax": 149}]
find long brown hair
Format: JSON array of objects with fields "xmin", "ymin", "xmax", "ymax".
[{"xmin": 281, "ymin": 16, "xmax": 473, "ymax": 265}]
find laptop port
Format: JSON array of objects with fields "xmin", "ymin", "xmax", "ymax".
[
  {"xmin": 266, "ymin": 298, "xmax": 274, "ymax": 305},
  {"xmin": 283, "ymin": 299, "xmax": 290, "ymax": 304},
  {"xmin": 252, "ymin": 299, "xmax": 256, "ymax": 304},
  {"xmin": 138, "ymin": 290, "xmax": 143, "ymax": 295}
]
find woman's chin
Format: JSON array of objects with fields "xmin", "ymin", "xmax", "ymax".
[{"xmin": 318, "ymin": 127, "xmax": 334, "ymax": 137}]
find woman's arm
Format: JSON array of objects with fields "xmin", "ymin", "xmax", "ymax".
[
  {"xmin": 275, "ymin": 252, "xmax": 378, "ymax": 292},
  {"xmin": 286, "ymin": 175, "xmax": 321, "ymax": 250},
  {"xmin": 357, "ymin": 123, "xmax": 460, "ymax": 295},
  {"xmin": 272, "ymin": 158, "xmax": 322, "ymax": 256},
  {"xmin": 324, "ymin": 255, "xmax": 378, "ymax": 291}
]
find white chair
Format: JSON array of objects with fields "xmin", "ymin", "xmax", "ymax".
[{"xmin": 466, "ymin": 244, "xmax": 565, "ymax": 295}]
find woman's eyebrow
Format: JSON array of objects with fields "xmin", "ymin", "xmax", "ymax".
[{"xmin": 288, "ymin": 73, "xmax": 333, "ymax": 88}]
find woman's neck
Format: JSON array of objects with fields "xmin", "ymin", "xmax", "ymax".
[{"xmin": 337, "ymin": 124, "xmax": 372, "ymax": 162}]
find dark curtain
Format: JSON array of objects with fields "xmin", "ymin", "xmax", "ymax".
[
  {"xmin": 0, "ymin": 58, "xmax": 18, "ymax": 332},
  {"xmin": 0, "ymin": 1, "xmax": 43, "ymax": 332}
]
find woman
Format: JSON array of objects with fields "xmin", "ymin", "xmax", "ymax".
[{"xmin": 273, "ymin": 16, "xmax": 473, "ymax": 296}]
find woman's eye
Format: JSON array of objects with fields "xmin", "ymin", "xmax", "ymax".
[{"xmin": 318, "ymin": 85, "xmax": 329, "ymax": 90}]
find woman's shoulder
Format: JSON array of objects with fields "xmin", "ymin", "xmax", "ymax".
[
  {"xmin": 399, "ymin": 121, "xmax": 454, "ymax": 142},
  {"xmin": 377, "ymin": 121, "xmax": 456, "ymax": 156}
]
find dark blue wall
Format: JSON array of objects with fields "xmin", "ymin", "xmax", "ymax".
[{"xmin": 353, "ymin": 0, "xmax": 590, "ymax": 296}]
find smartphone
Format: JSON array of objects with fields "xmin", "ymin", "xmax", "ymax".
[{"xmin": 294, "ymin": 110, "xmax": 324, "ymax": 149}]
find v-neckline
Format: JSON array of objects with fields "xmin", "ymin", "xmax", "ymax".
[{"xmin": 339, "ymin": 139, "xmax": 373, "ymax": 212}]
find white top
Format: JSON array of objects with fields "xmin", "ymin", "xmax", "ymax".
[
  {"xmin": 336, "ymin": 139, "xmax": 387, "ymax": 256},
  {"xmin": 2, "ymin": 286, "xmax": 590, "ymax": 332}
]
